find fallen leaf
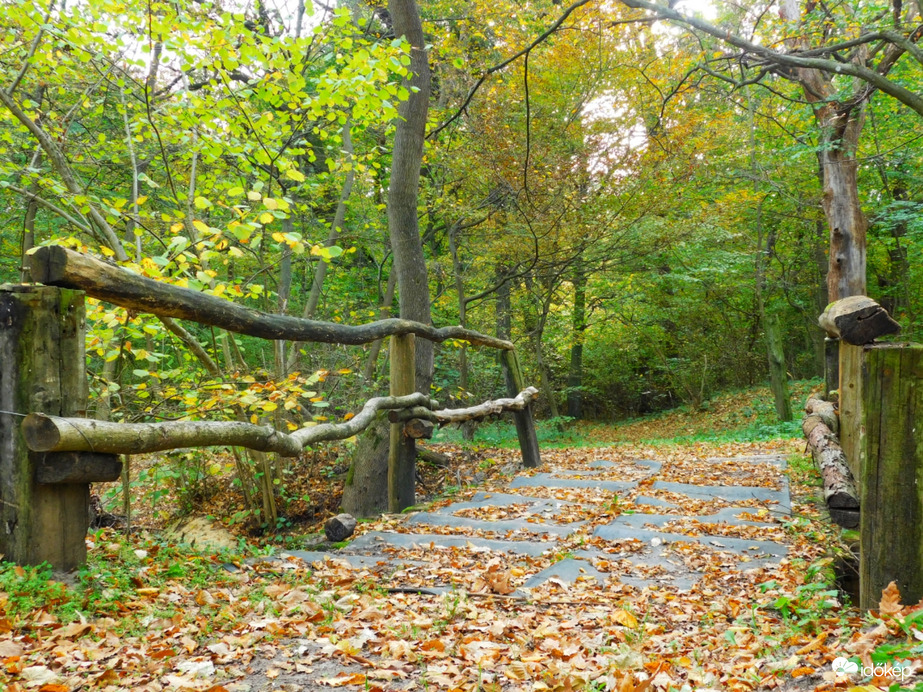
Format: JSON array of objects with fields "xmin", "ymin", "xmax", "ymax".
[
  {"xmin": 880, "ymin": 581, "xmax": 902, "ymax": 617},
  {"xmin": 796, "ymin": 632, "xmax": 827, "ymax": 654},
  {"xmin": 319, "ymin": 672, "xmax": 367, "ymax": 686},
  {"xmin": 612, "ymin": 609, "xmax": 639, "ymax": 628}
]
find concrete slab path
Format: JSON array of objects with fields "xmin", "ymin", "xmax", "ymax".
[{"xmin": 280, "ymin": 449, "xmax": 792, "ymax": 595}]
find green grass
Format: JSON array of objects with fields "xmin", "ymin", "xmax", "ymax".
[
  {"xmin": 435, "ymin": 379, "xmax": 818, "ymax": 448},
  {"xmin": 0, "ymin": 530, "xmax": 254, "ymax": 631}
]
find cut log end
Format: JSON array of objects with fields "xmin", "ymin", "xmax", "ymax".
[
  {"xmin": 324, "ymin": 513, "xmax": 357, "ymax": 542},
  {"xmin": 819, "ymin": 296, "xmax": 901, "ymax": 345},
  {"xmin": 22, "ymin": 413, "xmax": 63, "ymax": 452},
  {"xmin": 403, "ymin": 418, "xmax": 435, "ymax": 439}
]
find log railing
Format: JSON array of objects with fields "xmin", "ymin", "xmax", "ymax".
[{"xmin": 1, "ymin": 248, "xmax": 543, "ymax": 569}]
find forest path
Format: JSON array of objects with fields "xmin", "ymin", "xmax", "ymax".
[
  {"xmin": 287, "ymin": 449, "xmax": 792, "ymax": 595},
  {"xmin": 232, "ymin": 443, "xmax": 827, "ymax": 691}
]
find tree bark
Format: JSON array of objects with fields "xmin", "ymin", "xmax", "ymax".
[
  {"xmin": 566, "ymin": 266, "xmax": 586, "ymax": 419},
  {"xmin": 343, "ymin": 0, "xmax": 433, "ymax": 516},
  {"xmin": 22, "ymin": 392, "xmax": 438, "ymax": 457},
  {"xmin": 802, "ymin": 396, "xmax": 860, "ymax": 528}
]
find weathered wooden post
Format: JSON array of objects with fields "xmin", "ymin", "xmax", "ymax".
[
  {"xmin": 841, "ymin": 344, "xmax": 923, "ymax": 609},
  {"xmin": 388, "ymin": 334, "xmax": 416, "ymax": 512},
  {"xmin": 500, "ymin": 350, "xmax": 541, "ymax": 468},
  {"xmin": 0, "ymin": 285, "xmax": 119, "ymax": 570}
]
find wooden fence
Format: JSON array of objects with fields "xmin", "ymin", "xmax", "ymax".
[
  {"xmin": 0, "ymin": 247, "xmax": 541, "ymax": 570},
  {"xmin": 811, "ymin": 296, "xmax": 923, "ymax": 609}
]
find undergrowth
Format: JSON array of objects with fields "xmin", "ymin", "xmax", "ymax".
[{"xmin": 436, "ymin": 379, "xmax": 820, "ymax": 448}]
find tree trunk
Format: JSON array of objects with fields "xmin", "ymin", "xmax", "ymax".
[
  {"xmin": 794, "ymin": 66, "xmax": 868, "ymax": 302},
  {"xmin": 765, "ymin": 313, "xmax": 793, "ymax": 421},
  {"xmin": 496, "ymin": 265, "xmax": 512, "ymax": 341},
  {"xmin": 362, "ymin": 270, "xmax": 397, "ymax": 381},
  {"xmin": 748, "ymin": 90, "xmax": 791, "ymax": 422},
  {"xmin": 342, "ymin": 0, "xmax": 432, "ymax": 516},
  {"xmin": 566, "ymin": 267, "xmax": 586, "ymax": 419}
]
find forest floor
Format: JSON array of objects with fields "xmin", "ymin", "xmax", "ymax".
[{"xmin": 2, "ymin": 387, "xmax": 923, "ymax": 692}]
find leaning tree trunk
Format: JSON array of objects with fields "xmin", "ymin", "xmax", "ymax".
[{"xmin": 342, "ymin": 0, "xmax": 432, "ymax": 517}]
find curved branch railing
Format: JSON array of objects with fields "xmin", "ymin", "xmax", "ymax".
[{"xmin": 30, "ymin": 246, "xmax": 513, "ymax": 349}]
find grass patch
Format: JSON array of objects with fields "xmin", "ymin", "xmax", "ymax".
[
  {"xmin": 436, "ymin": 379, "xmax": 820, "ymax": 448},
  {"xmin": 0, "ymin": 529, "xmax": 255, "ymax": 631}
]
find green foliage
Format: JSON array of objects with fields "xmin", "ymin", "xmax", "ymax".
[{"xmin": 0, "ymin": 562, "xmax": 82, "ymax": 622}]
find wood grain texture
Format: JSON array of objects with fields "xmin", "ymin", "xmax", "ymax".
[
  {"xmin": 0, "ymin": 286, "xmax": 89, "ymax": 570},
  {"xmin": 859, "ymin": 346, "xmax": 923, "ymax": 609}
]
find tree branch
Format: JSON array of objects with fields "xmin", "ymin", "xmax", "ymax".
[{"xmin": 30, "ymin": 246, "xmax": 515, "ymax": 350}]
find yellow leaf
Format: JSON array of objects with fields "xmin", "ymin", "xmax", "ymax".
[
  {"xmin": 263, "ymin": 197, "xmax": 278, "ymax": 210},
  {"xmin": 247, "ymin": 190, "xmax": 261, "ymax": 201},
  {"xmin": 260, "ymin": 213, "xmax": 275, "ymax": 224},
  {"xmin": 136, "ymin": 195, "xmax": 148, "ymax": 205},
  {"xmin": 262, "ymin": 401, "xmax": 278, "ymax": 412},
  {"xmin": 170, "ymin": 222, "xmax": 184, "ymax": 233},
  {"xmin": 284, "ymin": 168, "xmax": 306, "ymax": 182},
  {"xmin": 272, "ymin": 232, "xmax": 285, "ymax": 242},
  {"xmin": 612, "ymin": 609, "xmax": 638, "ymax": 628},
  {"xmin": 99, "ymin": 245, "xmax": 115, "ymax": 257}
]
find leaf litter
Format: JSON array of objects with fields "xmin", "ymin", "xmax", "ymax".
[{"xmin": 1, "ymin": 439, "xmax": 921, "ymax": 691}]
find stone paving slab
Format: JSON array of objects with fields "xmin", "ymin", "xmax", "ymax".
[
  {"xmin": 509, "ymin": 474, "xmax": 638, "ymax": 492},
  {"xmin": 347, "ymin": 530, "xmax": 555, "ymax": 557},
  {"xmin": 651, "ymin": 480, "xmax": 791, "ymax": 515},
  {"xmin": 593, "ymin": 524, "xmax": 788, "ymax": 557},
  {"xmin": 318, "ymin": 455, "xmax": 794, "ymax": 595},
  {"xmin": 433, "ymin": 491, "xmax": 577, "ymax": 513},
  {"xmin": 406, "ymin": 511, "xmax": 582, "ymax": 537},
  {"xmin": 614, "ymin": 506, "xmax": 778, "ymax": 528},
  {"xmin": 706, "ymin": 454, "xmax": 788, "ymax": 468}
]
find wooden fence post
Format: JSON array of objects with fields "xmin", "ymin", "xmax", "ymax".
[
  {"xmin": 856, "ymin": 345, "xmax": 923, "ymax": 609},
  {"xmin": 0, "ymin": 286, "xmax": 95, "ymax": 570},
  {"xmin": 389, "ymin": 334, "xmax": 415, "ymax": 512},
  {"xmin": 501, "ymin": 350, "xmax": 541, "ymax": 468},
  {"xmin": 838, "ymin": 343, "xmax": 866, "ymax": 481}
]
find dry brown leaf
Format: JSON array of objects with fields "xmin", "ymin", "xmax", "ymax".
[
  {"xmin": 319, "ymin": 672, "xmax": 367, "ymax": 687},
  {"xmin": 879, "ymin": 581, "xmax": 903, "ymax": 617},
  {"xmin": 485, "ymin": 566, "xmax": 515, "ymax": 595},
  {"xmin": 846, "ymin": 622, "xmax": 889, "ymax": 661},
  {"xmin": 795, "ymin": 631, "xmax": 827, "ymax": 654}
]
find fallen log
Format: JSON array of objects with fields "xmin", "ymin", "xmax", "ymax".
[
  {"xmin": 30, "ymin": 246, "xmax": 512, "ymax": 350},
  {"xmin": 819, "ymin": 296, "xmax": 900, "ymax": 346},
  {"xmin": 388, "ymin": 387, "xmax": 539, "ymax": 424},
  {"xmin": 802, "ymin": 396, "xmax": 860, "ymax": 528},
  {"xmin": 417, "ymin": 446, "xmax": 451, "ymax": 467},
  {"xmin": 22, "ymin": 393, "xmax": 438, "ymax": 457}
]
